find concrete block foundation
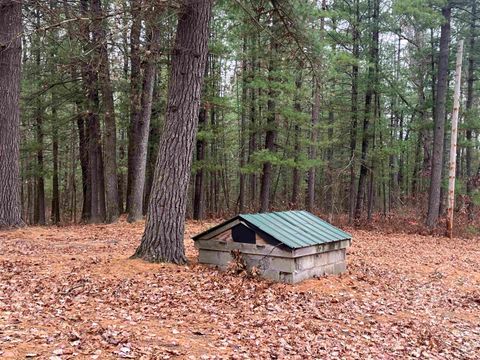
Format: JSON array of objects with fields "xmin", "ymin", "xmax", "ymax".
[{"xmin": 195, "ymin": 240, "xmax": 349, "ymax": 284}]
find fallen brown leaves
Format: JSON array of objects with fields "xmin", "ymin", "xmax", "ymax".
[{"xmin": 0, "ymin": 220, "xmax": 479, "ymax": 359}]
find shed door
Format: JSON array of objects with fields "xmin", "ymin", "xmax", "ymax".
[{"xmin": 231, "ymin": 224, "xmax": 256, "ymax": 244}]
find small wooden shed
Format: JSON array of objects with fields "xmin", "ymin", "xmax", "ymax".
[{"xmin": 192, "ymin": 210, "xmax": 351, "ymax": 283}]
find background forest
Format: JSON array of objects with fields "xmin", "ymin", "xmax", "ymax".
[{"xmin": 16, "ymin": 0, "xmax": 480, "ymax": 233}]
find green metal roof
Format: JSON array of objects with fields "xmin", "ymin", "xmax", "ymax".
[{"xmin": 193, "ymin": 210, "xmax": 351, "ymax": 249}]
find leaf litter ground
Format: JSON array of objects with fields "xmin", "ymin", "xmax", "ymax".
[{"xmin": 0, "ymin": 220, "xmax": 479, "ymax": 359}]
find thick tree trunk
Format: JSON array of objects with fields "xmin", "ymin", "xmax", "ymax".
[
  {"xmin": 133, "ymin": 0, "xmax": 212, "ymax": 263},
  {"xmin": 80, "ymin": 0, "xmax": 106, "ymax": 223},
  {"xmin": 0, "ymin": 0, "xmax": 24, "ymax": 229},
  {"xmin": 126, "ymin": 0, "xmax": 143, "ymax": 214},
  {"xmin": 127, "ymin": 15, "xmax": 161, "ymax": 222},
  {"xmin": 91, "ymin": 0, "xmax": 119, "ymax": 223},
  {"xmin": 426, "ymin": 4, "xmax": 451, "ymax": 229}
]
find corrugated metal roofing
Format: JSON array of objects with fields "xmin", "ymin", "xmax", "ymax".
[{"xmin": 193, "ymin": 210, "xmax": 351, "ymax": 249}]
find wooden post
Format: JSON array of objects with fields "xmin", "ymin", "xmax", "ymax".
[{"xmin": 446, "ymin": 40, "xmax": 464, "ymax": 238}]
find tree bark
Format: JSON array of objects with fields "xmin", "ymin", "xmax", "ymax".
[
  {"xmin": 34, "ymin": 9, "xmax": 46, "ymax": 225},
  {"xmin": 306, "ymin": 76, "xmax": 320, "ymax": 212},
  {"xmin": 126, "ymin": 0, "xmax": 143, "ymax": 214},
  {"xmin": 446, "ymin": 40, "xmax": 464, "ymax": 238},
  {"xmin": 34, "ymin": 102, "xmax": 46, "ymax": 225},
  {"xmin": 354, "ymin": 0, "xmax": 379, "ymax": 221},
  {"xmin": 348, "ymin": 0, "xmax": 359, "ymax": 223},
  {"xmin": 291, "ymin": 65, "xmax": 302, "ymax": 208},
  {"xmin": 144, "ymin": 78, "xmax": 161, "ymax": 215},
  {"xmin": 193, "ymin": 105, "xmax": 207, "ymax": 220},
  {"xmin": 248, "ymin": 34, "xmax": 258, "ymax": 205},
  {"xmin": 259, "ymin": 7, "xmax": 279, "ymax": 213},
  {"xmin": 50, "ymin": 0, "xmax": 60, "ymax": 224},
  {"xmin": 91, "ymin": 0, "xmax": 119, "ymax": 223},
  {"xmin": 466, "ymin": 0, "xmax": 477, "ymax": 220},
  {"xmin": 51, "ymin": 100, "xmax": 61, "ymax": 224},
  {"xmin": 239, "ymin": 36, "xmax": 247, "ymax": 213},
  {"xmin": 0, "ymin": 0, "xmax": 24, "ymax": 229},
  {"xmin": 133, "ymin": 0, "xmax": 212, "ymax": 263},
  {"xmin": 127, "ymin": 10, "xmax": 161, "ymax": 223},
  {"xmin": 426, "ymin": 4, "xmax": 451, "ymax": 229},
  {"xmin": 80, "ymin": 0, "xmax": 106, "ymax": 223}
]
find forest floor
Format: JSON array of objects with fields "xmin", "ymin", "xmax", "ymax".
[{"xmin": 0, "ymin": 219, "xmax": 479, "ymax": 359}]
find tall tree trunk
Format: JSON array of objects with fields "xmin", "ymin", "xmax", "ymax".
[
  {"xmin": 127, "ymin": 12, "xmax": 161, "ymax": 223},
  {"xmin": 62, "ymin": 0, "xmax": 89, "ymax": 221},
  {"xmin": 306, "ymin": 77, "xmax": 320, "ymax": 211},
  {"xmin": 426, "ymin": 4, "xmax": 451, "ymax": 229},
  {"xmin": 126, "ymin": 0, "xmax": 142, "ymax": 213},
  {"xmin": 466, "ymin": 0, "xmax": 477, "ymax": 220},
  {"xmin": 291, "ymin": 65, "xmax": 302, "ymax": 208},
  {"xmin": 248, "ymin": 34, "xmax": 258, "ymax": 205},
  {"xmin": 349, "ymin": 0, "xmax": 359, "ymax": 222},
  {"xmin": 80, "ymin": 0, "xmax": 106, "ymax": 223},
  {"xmin": 34, "ymin": 10, "xmax": 46, "ymax": 225},
  {"xmin": 133, "ymin": 0, "xmax": 212, "ymax": 263},
  {"xmin": 259, "ymin": 7, "xmax": 279, "ymax": 213},
  {"xmin": 118, "ymin": 130, "xmax": 126, "ymax": 213},
  {"xmin": 326, "ymin": 110, "xmax": 334, "ymax": 218},
  {"xmin": 144, "ymin": 76, "xmax": 161, "ymax": 215},
  {"xmin": 50, "ymin": 0, "xmax": 60, "ymax": 224},
  {"xmin": 355, "ymin": 0, "xmax": 379, "ymax": 221},
  {"xmin": 34, "ymin": 103, "xmax": 46, "ymax": 225},
  {"xmin": 446, "ymin": 40, "xmax": 464, "ymax": 238},
  {"xmin": 239, "ymin": 37, "xmax": 248, "ymax": 213},
  {"xmin": 91, "ymin": 0, "xmax": 119, "ymax": 223},
  {"xmin": 193, "ymin": 105, "xmax": 207, "ymax": 220},
  {"xmin": 367, "ymin": 94, "xmax": 380, "ymax": 221},
  {"xmin": 0, "ymin": 0, "xmax": 24, "ymax": 229},
  {"xmin": 412, "ymin": 28, "xmax": 427, "ymax": 199},
  {"xmin": 51, "ymin": 102, "xmax": 61, "ymax": 224},
  {"xmin": 78, "ymin": 113, "xmax": 90, "ymax": 221}
]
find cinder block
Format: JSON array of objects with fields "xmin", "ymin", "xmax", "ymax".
[
  {"xmin": 326, "ymin": 249, "xmax": 344, "ymax": 264},
  {"xmin": 322, "ymin": 263, "xmax": 335, "ymax": 274},
  {"xmin": 278, "ymin": 271, "xmax": 294, "ymax": 284},
  {"xmin": 314, "ymin": 252, "xmax": 329, "ymax": 267},
  {"xmin": 259, "ymin": 269, "xmax": 282, "ymax": 282},
  {"xmin": 295, "ymin": 255, "xmax": 316, "ymax": 270},
  {"xmin": 270, "ymin": 257, "xmax": 295, "ymax": 272},
  {"xmin": 292, "ymin": 267, "xmax": 326, "ymax": 283},
  {"xmin": 333, "ymin": 261, "xmax": 346, "ymax": 274},
  {"xmin": 198, "ymin": 250, "xmax": 232, "ymax": 267}
]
